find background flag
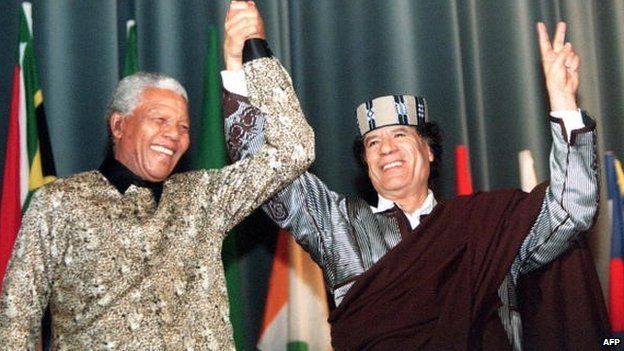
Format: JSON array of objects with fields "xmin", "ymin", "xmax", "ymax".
[
  {"xmin": 194, "ymin": 25, "xmax": 245, "ymax": 349},
  {"xmin": 455, "ymin": 145, "xmax": 473, "ymax": 195},
  {"xmin": 122, "ymin": 19, "xmax": 139, "ymax": 77},
  {"xmin": 196, "ymin": 25, "xmax": 226, "ymax": 169},
  {"xmin": 257, "ymin": 229, "xmax": 332, "ymax": 351},
  {"xmin": 518, "ymin": 149, "xmax": 538, "ymax": 192},
  {"xmin": 606, "ymin": 152, "xmax": 624, "ymax": 341},
  {"xmin": 0, "ymin": 1, "xmax": 56, "ymax": 289}
]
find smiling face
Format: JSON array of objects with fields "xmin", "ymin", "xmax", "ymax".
[
  {"xmin": 110, "ymin": 87, "xmax": 190, "ymax": 182},
  {"xmin": 364, "ymin": 125, "xmax": 433, "ymax": 201}
]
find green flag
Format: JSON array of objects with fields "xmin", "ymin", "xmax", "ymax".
[
  {"xmin": 1, "ymin": 0, "xmax": 57, "ymax": 289},
  {"xmin": 195, "ymin": 25, "xmax": 244, "ymax": 350},
  {"xmin": 197, "ymin": 25, "xmax": 226, "ymax": 169},
  {"xmin": 123, "ymin": 20, "xmax": 139, "ymax": 77}
]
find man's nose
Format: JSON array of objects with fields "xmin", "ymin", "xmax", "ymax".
[
  {"xmin": 379, "ymin": 136, "xmax": 396, "ymax": 155},
  {"xmin": 162, "ymin": 123, "xmax": 180, "ymax": 140}
]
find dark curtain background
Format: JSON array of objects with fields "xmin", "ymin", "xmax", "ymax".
[{"xmin": 1, "ymin": 1, "xmax": 622, "ymax": 349}]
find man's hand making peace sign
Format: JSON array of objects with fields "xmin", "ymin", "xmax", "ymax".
[{"xmin": 537, "ymin": 22, "xmax": 580, "ymax": 111}]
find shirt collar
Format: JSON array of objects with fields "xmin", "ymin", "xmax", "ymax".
[
  {"xmin": 98, "ymin": 153, "xmax": 164, "ymax": 202},
  {"xmin": 371, "ymin": 189, "xmax": 437, "ymax": 216}
]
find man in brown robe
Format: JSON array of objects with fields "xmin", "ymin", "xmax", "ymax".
[{"xmin": 223, "ymin": 18, "xmax": 609, "ymax": 350}]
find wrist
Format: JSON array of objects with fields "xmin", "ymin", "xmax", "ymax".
[
  {"xmin": 225, "ymin": 55, "xmax": 243, "ymax": 71},
  {"xmin": 549, "ymin": 94, "xmax": 577, "ymax": 111}
]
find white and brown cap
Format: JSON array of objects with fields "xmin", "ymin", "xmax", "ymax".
[{"xmin": 355, "ymin": 94, "xmax": 428, "ymax": 135}]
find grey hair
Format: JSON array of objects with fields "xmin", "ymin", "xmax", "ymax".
[{"xmin": 105, "ymin": 71, "xmax": 188, "ymax": 139}]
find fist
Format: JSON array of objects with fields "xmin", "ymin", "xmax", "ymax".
[{"xmin": 224, "ymin": 1, "xmax": 266, "ymax": 70}]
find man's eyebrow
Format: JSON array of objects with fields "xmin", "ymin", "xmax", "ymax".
[
  {"xmin": 145, "ymin": 107, "xmax": 165, "ymax": 114},
  {"xmin": 394, "ymin": 126, "xmax": 413, "ymax": 133},
  {"xmin": 364, "ymin": 135, "xmax": 378, "ymax": 143}
]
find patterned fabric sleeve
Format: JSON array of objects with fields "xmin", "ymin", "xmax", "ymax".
[
  {"xmin": 0, "ymin": 188, "xmax": 54, "ymax": 349},
  {"xmin": 223, "ymin": 89, "xmax": 362, "ymax": 290},
  {"xmin": 497, "ymin": 113, "xmax": 598, "ymax": 351},
  {"xmin": 511, "ymin": 113, "xmax": 598, "ymax": 280},
  {"xmin": 195, "ymin": 56, "xmax": 315, "ymax": 235}
]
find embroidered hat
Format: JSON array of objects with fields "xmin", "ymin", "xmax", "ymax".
[{"xmin": 355, "ymin": 94, "xmax": 428, "ymax": 135}]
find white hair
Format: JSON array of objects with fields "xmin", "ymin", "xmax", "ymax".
[{"xmin": 105, "ymin": 72, "xmax": 188, "ymax": 137}]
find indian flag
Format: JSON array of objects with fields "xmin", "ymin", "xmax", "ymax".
[
  {"xmin": 257, "ymin": 229, "xmax": 332, "ymax": 351},
  {"xmin": 0, "ymin": 2, "xmax": 56, "ymax": 288}
]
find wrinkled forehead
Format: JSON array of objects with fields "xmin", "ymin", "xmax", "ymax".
[
  {"xmin": 136, "ymin": 88, "xmax": 189, "ymax": 114},
  {"xmin": 363, "ymin": 124, "xmax": 419, "ymax": 141},
  {"xmin": 138, "ymin": 86, "xmax": 187, "ymax": 102}
]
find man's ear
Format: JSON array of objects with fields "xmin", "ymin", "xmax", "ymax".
[
  {"xmin": 428, "ymin": 145, "xmax": 434, "ymax": 162},
  {"xmin": 109, "ymin": 112, "xmax": 125, "ymax": 140}
]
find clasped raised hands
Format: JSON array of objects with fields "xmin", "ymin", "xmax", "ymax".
[{"xmin": 224, "ymin": 1, "xmax": 266, "ymax": 71}]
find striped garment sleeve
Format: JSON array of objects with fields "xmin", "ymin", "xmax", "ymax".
[
  {"xmin": 223, "ymin": 90, "xmax": 365, "ymax": 291},
  {"xmin": 497, "ymin": 112, "xmax": 598, "ymax": 351},
  {"xmin": 511, "ymin": 113, "xmax": 598, "ymax": 281},
  {"xmin": 263, "ymin": 173, "xmax": 365, "ymax": 289}
]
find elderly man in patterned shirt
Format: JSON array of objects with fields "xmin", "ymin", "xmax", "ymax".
[
  {"xmin": 223, "ymin": 16, "xmax": 609, "ymax": 351},
  {"xmin": 0, "ymin": 2, "xmax": 313, "ymax": 350}
]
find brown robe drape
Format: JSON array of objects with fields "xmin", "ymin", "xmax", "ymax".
[{"xmin": 329, "ymin": 183, "xmax": 609, "ymax": 350}]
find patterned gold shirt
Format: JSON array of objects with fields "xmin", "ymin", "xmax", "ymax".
[{"xmin": 0, "ymin": 56, "xmax": 314, "ymax": 350}]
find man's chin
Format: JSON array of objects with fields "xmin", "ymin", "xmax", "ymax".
[
  {"xmin": 380, "ymin": 177, "xmax": 409, "ymax": 188},
  {"xmin": 144, "ymin": 168, "xmax": 173, "ymax": 182},
  {"xmin": 144, "ymin": 160, "xmax": 177, "ymax": 180},
  {"xmin": 376, "ymin": 182, "xmax": 413, "ymax": 195}
]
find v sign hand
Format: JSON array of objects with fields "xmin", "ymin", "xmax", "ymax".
[{"xmin": 537, "ymin": 22, "xmax": 580, "ymax": 111}]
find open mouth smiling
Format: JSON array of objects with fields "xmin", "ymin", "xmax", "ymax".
[
  {"xmin": 382, "ymin": 161, "xmax": 404, "ymax": 171},
  {"xmin": 150, "ymin": 144, "xmax": 175, "ymax": 156}
]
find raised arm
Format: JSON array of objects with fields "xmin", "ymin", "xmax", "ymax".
[
  {"xmin": 220, "ymin": 2, "xmax": 360, "ymax": 288},
  {"xmin": 224, "ymin": 88, "xmax": 363, "ymax": 293},
  {"xmin": 511, "ymin": 22, "xmax": 598, "ymax": 279},
  {"xmin": 188, "ymin": 1, "xmax": 314, "ymax": 235}
]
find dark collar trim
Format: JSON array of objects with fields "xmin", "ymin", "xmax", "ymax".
[{"xmin": 98, "ymin": 154, "xmax": 164, "ymax": 202}]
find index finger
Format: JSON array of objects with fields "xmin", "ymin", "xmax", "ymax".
[{"xmin": 536, "ymin": 22, "xmax": 552, "ymax": 56}]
